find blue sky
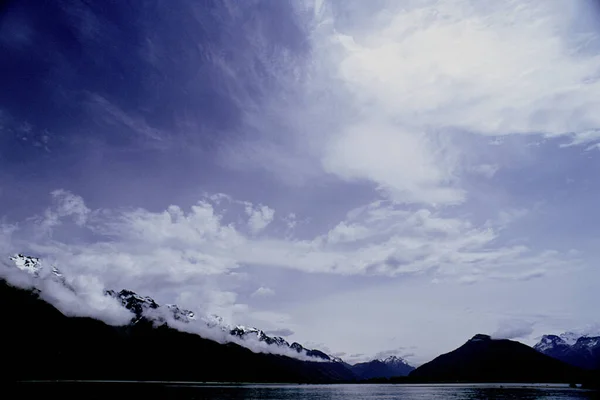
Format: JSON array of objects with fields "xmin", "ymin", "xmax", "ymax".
[{"xmin": 1, "ymin": 0, "xmax": 600, "ymax": 364}]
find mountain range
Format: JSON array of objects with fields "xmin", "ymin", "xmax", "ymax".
[
  {"xmin": 534, "ymin": 332, "xmax": 600, "ymax": 370},
  {"xmin": 2, "ymin": 254, "xmax": 418, "ymax": 382},
  {"xmin": 3, "ymin": 254, "xmax": 598, "ymax": 385},
  {"xmin": 350, "ymin": 356, "xmax": 415, "ymax": 379}
]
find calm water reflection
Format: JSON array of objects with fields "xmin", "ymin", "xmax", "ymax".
[{"xmin": 12, "ymin": 383, "xmax": 600, "ymax": 400}]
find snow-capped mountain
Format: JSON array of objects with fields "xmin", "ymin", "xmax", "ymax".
[
  {"xmin": 381, "ymin": 355, "xmax": 413, "ymax": 369},
  {"xmin": 229, "ymin": 325, "xmax": 332, "ymax": 360},
  {"xmin": 534, "ymin": 334, "xmax": 572, "ymax": 353},
  {"xmin": 534, "ymin": 332, "xmax": 600, "ymax": 370},
  {"xmin": 9, "ymin": 254, "xmax": 71, "ymax": 288},
  {"xmin": 10, "ymin": 254, "xmax": 42, "ymax": 275},
  {"xmin": 104, "ymin": 289, "xmax": 196, "ymax": 325},
  {"xmin": 7, "ymin": 254, "xmax": 337, "ymax": 362},
  {"xmin": 350, "ymin": 355, "xmax": 415, "ymax": 379},
  {"xmin": 166, "ymin": 304, "xmax": 196, "ymax": 321},
  {"xmin": 559, "ymin": 332, "xmax": 580, "ymax": 346}
]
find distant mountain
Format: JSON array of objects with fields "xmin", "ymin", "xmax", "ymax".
[
  {"xmin": 351, "ymin": 355, "xmax": 415, "ymax": 379},
  {"xmin": 534, "ymin": 333, "xmax": 600, "ymax": 370},
  {"xmin": 410, "ymin": 334, "xmax": 583, "ymax": 383}
]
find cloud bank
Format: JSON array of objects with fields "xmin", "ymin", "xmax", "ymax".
[{"xmin": 227, "ymin": 0, "xmax": 600, "ymax": 205}]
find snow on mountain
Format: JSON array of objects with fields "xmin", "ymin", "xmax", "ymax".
[
  {"xmin": 351, "ymin": 354, "xmax": 415, "ymax": 379},
  {"xmin": 534, "ymin": 334, "xmax": 569, "ymax": 353},
  {"xmin": 573, "ymin": 336, "xmax": 600, "ymax": 352},
  {"xmin": 10, "ymin": 254, "xmax": 42, "ymax": 275},
  {"xmin": 534, "ymin": 332, "xmax": 600, "ymax": 370},
  {"xmin": 9, "ymin": 254, "xmax": 71, "ymax": 289},
  {"xmin": 560, "ymin": 332, "xmax": 579, "ymax": 346},
  {"xmin": 104, "ymin": 289, "xmax": 197, "ymax": 325},
  {"xmin": 231, "ymin": 325, "xmax": 268, "ymax": 341},
  {"xmin": 228, "ymin": 325, "xmax": 334, "ymax": 360},
  {"xmin": 381, "ymin": 355, "xmax": 412, "ymax": 368},
  {"xmin": 535, "ymin": 332, "xmax": 600, "ymax": 353},
  {"xmin": 166, "ymin": 304, "xmax": 196, "ymax": 321}
]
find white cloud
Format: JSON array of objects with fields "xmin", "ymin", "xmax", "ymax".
[
  {"xmin": 5, "ymin": 191, "xmax": 578, "ymax": 297},
  {"xmin": 284, "ymin": 213, "xmax": 297, "ymax": 230},
  {"xmin": 87, "ymin": 93, "xmax": 165, "ymax": 143},
  {"xmin": 266, "ymin": 328, "xmax": 295, "ymax": 337},
  {"xmin": 314, "ymin": 1, "xmax": 600, "ymax": 202},
  {"xmin": 0, "ymin": 190, "xmax": 583, "ymax": 359},
  {"xmin": 492, "ymin": 319, "xmax": 535, "ymax": 340},
  {"xmin": 251, "ymin": 286, "xmax": 275, "ymax": 297},
  {"xmin": 0, "ymin": 259, "xmax": 133, "ymax": 326},
  {"xmin": 321, "ymin": 122, "xmax": 464, "ymax": 204},
  {"xmin": 38, "ymin": 190, "xmax": 90, "ymax": 232},
  {"xmin": 327, "ymin": 1, "xmax": 600, "ymax": 137},
  {"xmin": 229, "ymin": 0, "xmax": 600, "ymax": 204},
  {"xmin": 470, "ymin": 164, "xmax": 499, "ymax": 178},
  {"xmin": 245, "ymin": 204, "xmax": 275, "ymax": 234}
]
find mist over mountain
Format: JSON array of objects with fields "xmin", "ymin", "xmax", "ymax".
[
  {"xmin": 0, "ymin": 278, "xmax": 356, "ymax": 382},
  {"xmin": 1, "ymin": 254, "xmax": 342, "ymax": 363}
]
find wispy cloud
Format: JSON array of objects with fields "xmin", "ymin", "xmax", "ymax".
[{"xmin": 86, "ymin": 93, "xmax": 166, "ymax": 143}]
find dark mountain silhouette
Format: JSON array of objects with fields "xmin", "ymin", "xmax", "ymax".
[
  {"xmin": 409, "ymin": 334, "xmax": 584, "ymax": 383},
  {"xmin": 1, "ymin": 279, "xmax": 355, "ymax": 383},
  {"xmin": 351, "ymin": 356, "xmax": 415, "ymax": 379}
]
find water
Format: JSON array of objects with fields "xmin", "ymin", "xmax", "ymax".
[{"xmin": 11, "ymin": 382, "xmax": 600, "ymax": 400}]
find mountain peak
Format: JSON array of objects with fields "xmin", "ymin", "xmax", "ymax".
[
  {"xmin": 9, "ymin": 254, "xmax": 70, "ymax": 289},
  {"xmin": 351, "ymin": 355, "xmax": 415, "ymax": 379},
  {"xmin": 469, "ymin": 333, "xmax": 492, "ymax": 342},
  {"xmin": 10, "ymin": 254, "xmax": 42, "ymax": 276},
  {"xmin": 381, "ymin": 355, "xmax": 409, "ymax": 366},
  {"xmin": 534, "ymin": 335, "xmax": 568, "ymax": 353},
  {"xmin": 559, "ymin": 332, "xmax": 579, "ymax": 346},
  {"xmin": 105, "ymin": 288, "xmax": 197, "ymax": 324}
]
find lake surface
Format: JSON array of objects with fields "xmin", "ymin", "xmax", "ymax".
[{"xmin": 12, "ymin": 382, "xmax": 600, "ymax": 400}]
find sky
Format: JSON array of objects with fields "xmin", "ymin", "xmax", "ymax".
[{"xmin": 1, "ymin": 0, "xmax": 600, "ymax": 365}]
